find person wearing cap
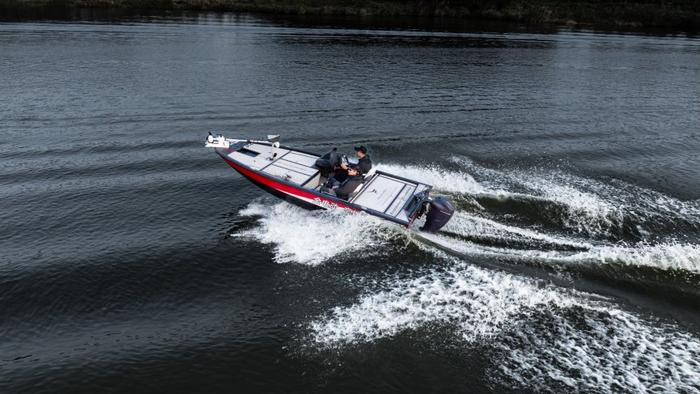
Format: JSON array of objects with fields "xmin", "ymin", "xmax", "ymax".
[
  {"xmin": 335, "ymin": 145, "xmax": 372, "ymax": 182},
  {"xmin": 326, "ymin": 166, "xmax": 364, "ymax": 200},
  {"xmin": 353, "ymin": 145, "xmax": 372, "ymax": 175}
]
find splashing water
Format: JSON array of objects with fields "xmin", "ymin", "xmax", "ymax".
[
  {"xmin": 394, "ymin": 158, "xmax": 626, "ymax": 237},
  {"xmin": 569, "ymin": 242, "xmax": 700, "ymax": 274},
  {"xmin": 419, "ymin": 230, "xmax": 700, "ymax": 275},
  {"xmin": 516, "ymin": 175, "xmax": 624, "ymax": 234},
  {"xmin": 495, "ymin": 306, "xmax": 700, "ymax": 392},
  {"xmin": 449, "ymin": 155, "xmax": 700, "ymax": 238},
  {"xmin": 235, "ymin": 201, "xmax": 404, "ymax": 265},
  {"xmin": 309, "ymin": 262, "xmax": 581, "ymax": 345},
  {"xmin": 233, "ymin": 159, "xmax": 700, "ymax": 274},
  {"xmin": 232, "ymin": 161, "xmax": 700, "ymax": 391},
  {"xmin": 377, "ymin": 162, "xmax": 486, "ymax": 195},
  {"xmin": 309, "ymin": 260, "xmax": 700, "ymax": 392},
  {"xmin": 442, "ymin": 211, "xmax": 593, "ymax": 250},
  {"xmin": 378, "ymin": 159, "xmax": 700, "ymax": 274}
]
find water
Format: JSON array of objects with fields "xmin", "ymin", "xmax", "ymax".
[{"xmin": 1, "ymin": 13, "xmax": 699, "ymax": 393}]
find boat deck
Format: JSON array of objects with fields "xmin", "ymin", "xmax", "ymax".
[
  {"xmin": 215, "ymin": 139, "xmax": 431, "ymax": 224},
  {"xmin": 224, "ymin": 141, "xmax": 322, "ymax": 188},
  {"xmin": 350, "ymin": 173, "xmax": 430, "ymax": 222}
]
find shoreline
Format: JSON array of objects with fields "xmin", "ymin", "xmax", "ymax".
[{"xmin": 2, "ymin": 0, "xmax": 700, "ymax": 32}]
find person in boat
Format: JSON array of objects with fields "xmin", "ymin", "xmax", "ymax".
[
  {"xmin": 333, "ymin": 145, "xmax": 372, "ymax": 182},
  {"xmin": 353, "ymin": 145, "xmax": 372, "ymax": 175},
  {"xmin": 325, "ymin": 166, "xmax": 364, "ymax": 200}
]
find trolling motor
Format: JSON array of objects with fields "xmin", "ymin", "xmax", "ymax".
[
  {"xmin": 205, "ymin": 133, "xmax": 281, "ymax": 150},
  {"xmin": 267, "ymin": 134, "xmax": 281, "ymax": 148},
  {"xmin": 205, "ymin": 132, "xmax": 230, "ymax": 148},
  {"xmin": 420, "ymin": 196, "xmax": 455, "ymax": 233}
]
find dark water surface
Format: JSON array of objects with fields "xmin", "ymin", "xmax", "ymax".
[{"xmin": 1, "ymin": 14, "xmax": 700, "ymax": 393}]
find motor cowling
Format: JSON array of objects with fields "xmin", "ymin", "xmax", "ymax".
[{"xmin": 420, "ymin": 196, "xmax": 455, "ymax": 233}]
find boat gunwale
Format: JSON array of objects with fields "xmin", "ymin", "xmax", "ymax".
[{"xmin": 215, "ymin": 145, "xmax": 421, "ymax": 227}]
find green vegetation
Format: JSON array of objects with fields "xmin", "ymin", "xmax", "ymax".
[{"xmin": 3, "ymin": 0, "xmax": 700, "ymax": 30}]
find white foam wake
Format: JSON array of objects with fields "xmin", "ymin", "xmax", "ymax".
[
  {"xmin": 517, "ymin": 174, "xmax": 624, "ymax": 234},
  {"xmin": 235, "ymin": 201, "xmax": 403, "ymax": 265},
  {"xmin": 379, "ymin": 158, "xmax": 700, "ymax": 274},
  {"xmin": 376, "ymin": 162, "xmax": 487, "ymax": 195},
  {"xmin": 449, "ymin": 156, "xmax": 700, "ymax": 242},
  {"xmin": 443, "ymin": 211, "xmax": 593, "ymax": 250},
  {"xmin": 310, "ymin": 262, "xmax": 580, "ymax": 345},
  {"xmin": 569, "ymin": 242, "xmax": 700, "ymax": 274},
  {"xmin": 449, "ymin": 156, "xmax": 628, "ymax": 236},
  {"xmin": 232, "ymin": 160, "xmax": 700, "ymax": 274},
  {"xmin": 378, "ymin": 159, "xmax": 625, "ymax": 237},
  {"xmin": 496, "ymin": 306, "xmax": 700, "ymax": 392},
  {"xmin": 419, "ymin": 230, "xmax": 700, "ymax": 275},
  {"xmin": 309, "ymin": 260, "xmax": 700, "ymax": 392}
]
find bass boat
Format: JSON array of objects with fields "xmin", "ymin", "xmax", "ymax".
[{"xmin": 205, "ymin": 134, "xmax": 454, "ymax": 232}]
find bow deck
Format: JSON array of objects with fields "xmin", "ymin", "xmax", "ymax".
[{"xmin": 206, "ymin": 135, "xmax": 435, "ymax": 227}]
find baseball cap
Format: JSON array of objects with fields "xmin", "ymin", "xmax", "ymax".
[{"xmin": 354, "ymin": 145, "xmax": 368, "ymax": 154}]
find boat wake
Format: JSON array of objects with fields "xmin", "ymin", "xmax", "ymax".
[
  {"xmin": 233, "ymin": 201, "xmax": 406, "ymax": 266},
  {"xmin": 418, "ymin": 213, "xmax": 700, "ymax": 275},
  {"xmin": 233, "ymin": 158, "xmax": 700, "ymax": 276},
  {"xmin": 230, "ymin": 158, "xmax": 700, "ymax": 391},
  {"xmin": 308, "ymin": 258, "xmax": 700, "ymax": 392},
  {"xmin": 381, "ymin": 159, "xmax": 700, "ymax": 277}
]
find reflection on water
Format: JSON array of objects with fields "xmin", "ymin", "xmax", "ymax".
[{"xmin": 1, "ymin": 13, "xmax": 699, "ymax": 394}]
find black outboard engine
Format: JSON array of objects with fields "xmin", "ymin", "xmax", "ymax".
[{"xmin": 420, "ymin": 196, "xmax": 455, "ymax": 233}]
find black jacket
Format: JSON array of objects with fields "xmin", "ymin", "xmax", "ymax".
[
  {"xmin": 335, "ymin": 175, "xmax": 364, "ymax": 200},
  {"xmin": 357, "ymin": 155, "xmax": 372, "ymax": 175}
]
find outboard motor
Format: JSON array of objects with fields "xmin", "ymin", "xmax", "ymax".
[{"xmin": 420, "ymin": 196, "xmax": 455, "ymax": 233}]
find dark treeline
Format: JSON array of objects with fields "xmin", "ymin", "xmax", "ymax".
[{"xmin": 2, "ymin": 0, "xmax": 700, "ymax": 30}]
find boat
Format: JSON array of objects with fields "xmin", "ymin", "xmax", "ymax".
[{"xmin": 205, "ymin": 134, "xmax": 454, "ymax": 232}]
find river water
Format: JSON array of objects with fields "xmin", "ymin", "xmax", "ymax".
[{"xmin": 1, "ymin": 13, "xmax": 699, "ymax": 393}]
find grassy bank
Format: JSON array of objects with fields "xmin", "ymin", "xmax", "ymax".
[{"xmin": 3, "ymin": 0, "xmax": 700, "ymax": 30}]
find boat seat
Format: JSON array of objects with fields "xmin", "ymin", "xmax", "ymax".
[
  {"xmin": 317, "ymin": 179, "xmax": 364, "ymax": 200},
  {"xmin": 348, "ymin": 169, "xmax": 377, "ymax": 198},
  {"xmin": 346, "ymin": 183, "xmax": 364, "ymax": 200},
  {"xmin": 319, "ymin": 168, "xmax": 376, "ymax": 200},
  {"xmin": 348, "ymin": 177, "xmax": 374, "ymax": 200}
]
